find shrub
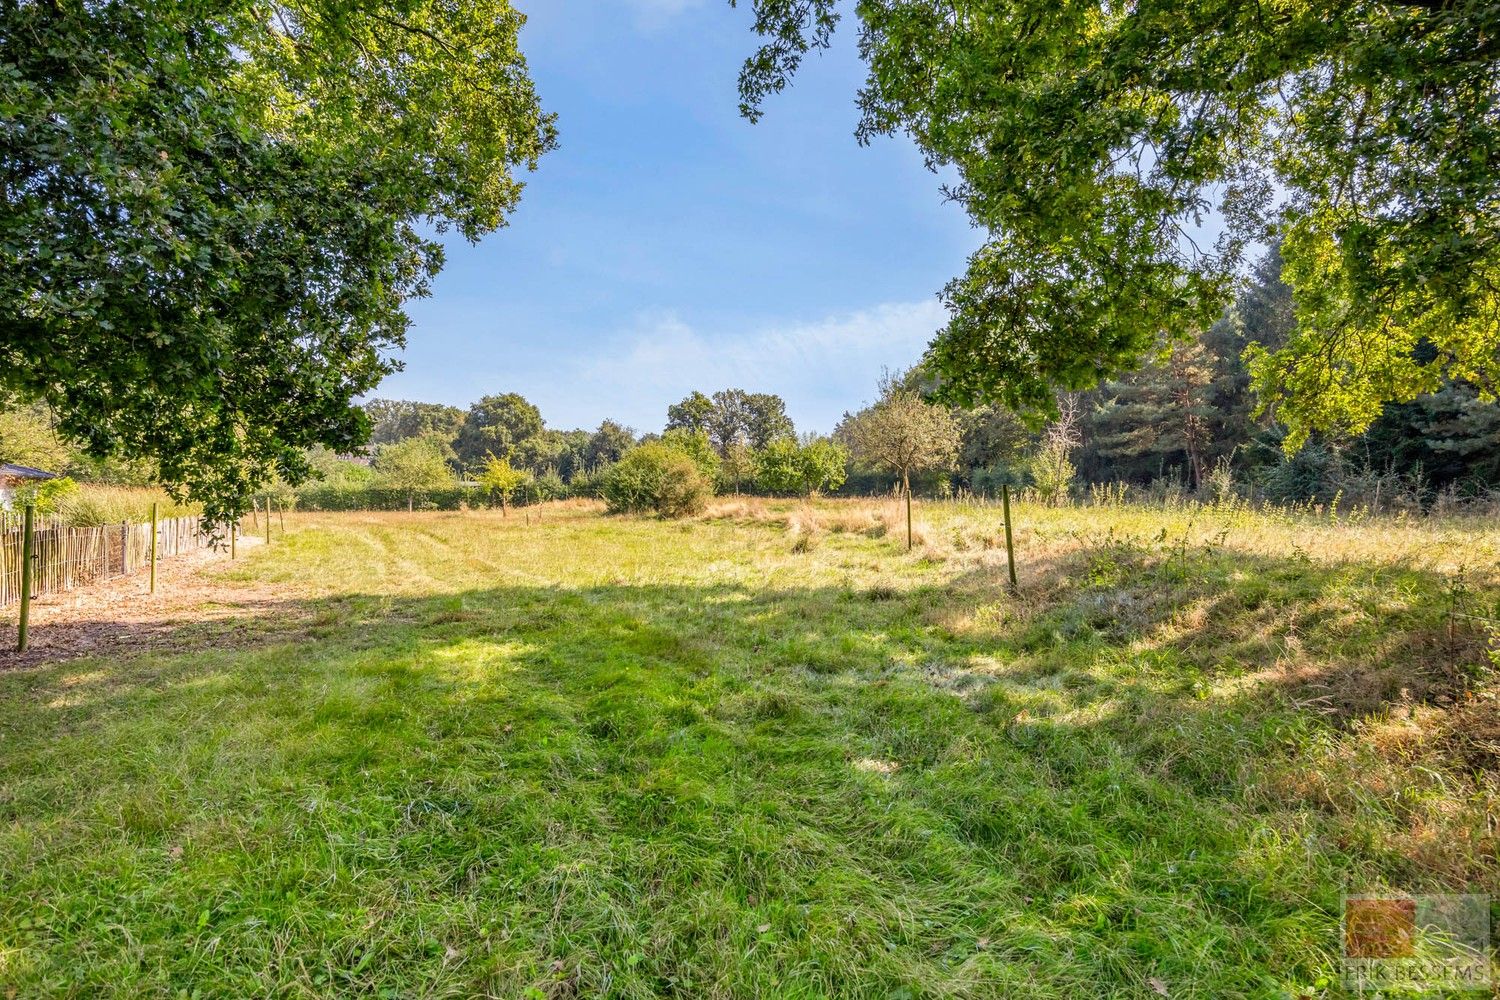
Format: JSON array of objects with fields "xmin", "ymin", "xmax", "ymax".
[
  {"xmin": 659, "ymin": 428, "xmax": 721, "ymax": 483},
  {"xmin": 1028, "ymin": 443, "xmax": 1077, "ymax": 506},
  {"xmin": 969, "ymin": 462, "xmax": 1025, "ymax": 497},
  {"xmin": 1205, "ymin": 456, "xmax": 1237, "ymax": 504},
  {"xmin": 754, "ymin": 437, "xmax": 849, "ymax": 496},
  {"xmin": 804, "ymin": 438, "xmax": 844, "ymax": 494},
  {"xmin": 601, "ymin": 444, "xmax": 711, "ymax": 518},
  {"xmin": 521, "ymin": 471, "xmax": 568, "ymax": 505},
  {"xmin": 13, "ymin": 475, "xmax": 79, "ymax": 514},
  {"xmin": 568, "ymin": 465, "xmax": 608, "ymax": 499},
  {"xmin": 305, "ymin": 446, "xmax": 376, "ymax": 488},
  {"xmin": 754, "ymin": 439, "xmax": 804, "ymax": 495}
]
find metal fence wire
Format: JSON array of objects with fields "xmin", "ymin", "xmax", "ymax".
[{"xmin": 0, "ymin": 513, "xmax": 215, "ymax": 608}]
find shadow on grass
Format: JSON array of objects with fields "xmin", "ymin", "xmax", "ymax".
[
  {"xmin": 0, "ymin": 543, "xmax": 1495, "ymax": 997},
  {"xmin": 964, "ymin": 537, "xmax": 1498, "ymax": 718}
]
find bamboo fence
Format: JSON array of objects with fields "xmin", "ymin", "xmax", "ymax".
[{"xmin": 0, "ymin": 512, "xmax": 217, "ymax": 608}]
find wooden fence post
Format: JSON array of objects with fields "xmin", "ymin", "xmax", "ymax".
[
  {"xmin": 149, "ymin": 502, "xmax": 159, "ymax": 594},
  {"xmin": 231, "ymin": 520, "xmax": 237, "ymax": 560},
  {"xmin": 17, "ymin": 504, "xmax": 34, "ymax": 652},
  {"xmin": 264, "ymin": 500, "xmax": 271, "ymax": 545},
  {"xmin": 1001, "ymin": 484, "xmax": 1018, "ymax": 591},
  {"xmin": 905, "ymin": 478, "xmax": 913, "ymax": 552},
  {"xmin": 277, "ymin": 498, "xmax": 285, "ymax": 534}
]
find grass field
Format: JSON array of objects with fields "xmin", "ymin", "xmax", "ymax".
[{"xmin": 1, "ymin": 498, "xmax": 1497, "ymax": 998}]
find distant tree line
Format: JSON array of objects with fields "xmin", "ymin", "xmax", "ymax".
[
  {"xmin": 10, "ymin": 250, "xmax": 1494, "ymax": 517},
  {"xmin": 292, "ymin": 387, "xmax": 850, "ymax": 514}
]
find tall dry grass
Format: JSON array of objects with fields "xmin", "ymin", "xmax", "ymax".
[{"xmin": 53, "ymin": 485, "xmax": 198, "ymax": 526}]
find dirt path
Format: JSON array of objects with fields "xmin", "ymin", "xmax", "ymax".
[{"xmin": 0, "ymin": 537, "xmax": 279, "ymax": 670}]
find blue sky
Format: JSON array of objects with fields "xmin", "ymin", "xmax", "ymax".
[{"xmin": 377, "ymin": 0, "xmax": 981, "ymax": 435}]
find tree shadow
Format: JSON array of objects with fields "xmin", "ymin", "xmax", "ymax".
[{"xmin": 950, "ymin": 537, "xmax": 1499, "ymax": 723}]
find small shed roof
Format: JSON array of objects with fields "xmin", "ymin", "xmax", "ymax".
[{"xmin": 0, "ymin": 463, "xmax": 59, "ymax": 481}]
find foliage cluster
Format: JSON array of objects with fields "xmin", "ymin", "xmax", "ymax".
[
  {"xmin": 752, "ymin": 437, "xmax": 848, "ymax": 497},
  {"xmin": 736, "ymin": 0, "xmax": 1500, "ymax": 446},
  {"xmin": 372, "ymin": 437, "xmax": 456, "ymax": 512},
  {"xmin": 600, "ymin": 444, "xmax": 713, "ymax": 518},
  {"xmin": 476, "ymin": 457, "xmax": 529, "ymax": 513},
  {"xmin": 1, "ymin": 1, "xmax": 556, "ymax": 524},
  {"xmin": 600, "ymin": 446, "xmax": 712, "ymax": 519}
]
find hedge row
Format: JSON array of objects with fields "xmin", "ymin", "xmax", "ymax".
[
  {"xmin": 295, "ymin": 486, "xmax": 479, "ymax": 511},
  {"xmin": 295, "ymin": 480, "xmax": 577, "ymax": 512},
  {"xmin": 295, "ymin": 478, "xmax": 967, "ymax": 512}
]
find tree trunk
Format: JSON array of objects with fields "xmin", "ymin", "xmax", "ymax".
[
  {"xmin": 500, "ymin": 495, "xmax": 507, "ymax": 517},
  {"xmin": 407, "ymin": 492, "xmax": 414, "ymax": 512},
  {"xmin": 1184, "ymin": 415, "xmax": 1206, "ymax": 491}
]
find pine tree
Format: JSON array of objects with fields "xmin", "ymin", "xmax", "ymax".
[
  {"xmin": 1203, "ymin": 245, "xmax": 1297, "ymax": 460},
  {"xmin": 1362, "ymin": 384, "xmax": 1500, "ymax": 491},
  {"xmin": 1091, "ymin": 339, "xmax": 1218, "ymax": 489}
]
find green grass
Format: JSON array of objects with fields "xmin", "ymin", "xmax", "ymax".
[{"xmin": 1, "ymin": 500, "xmax": 1496, "ymax": 997}]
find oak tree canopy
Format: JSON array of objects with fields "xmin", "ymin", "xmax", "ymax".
[
  {"xmin": 736, "ymin": 0, "xmax": 1500, "ymax": 446},
  {"xmin": 1, "ymin": 1, "xmax": 555, "ymax": 522}
]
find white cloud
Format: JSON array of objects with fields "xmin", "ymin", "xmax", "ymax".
[{"xmin": 539, "ymin": 299, "xmax": 946, "ymax": 433}]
